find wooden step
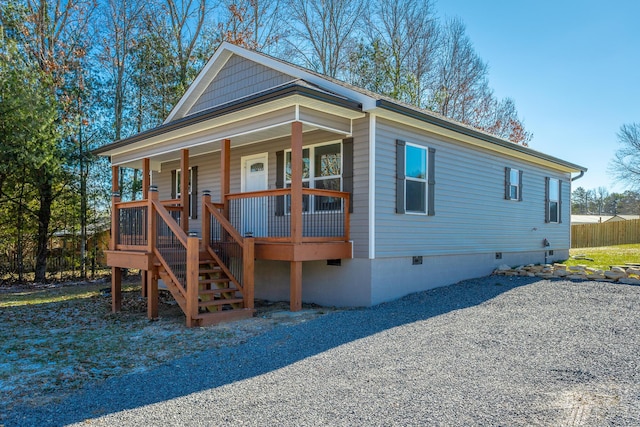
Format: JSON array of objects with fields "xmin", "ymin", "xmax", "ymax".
[
  {"xmin": 199, "ymin": 267, "xmax": 222, "ymax": 274},
  {"xmin": 199, "ymin": 288, "xmax": 238, "ymax": 296},
  {"xmin": 193, "ymin": 308, "xmax": 255, "ymax": 326},
  {"xmin": 198, "ymin": 298, "xmax": 244, "ymax": 308},
  {"xmin": 199, "ymin": 277, "xmax": 230, "ymax": 285}
]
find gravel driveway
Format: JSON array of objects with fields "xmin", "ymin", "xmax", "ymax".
[{"xmin": 4, "ymin": 277, "xmax": 639, "ymax": 426}]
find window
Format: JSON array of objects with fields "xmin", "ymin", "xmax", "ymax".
[
  {"xmin": 396, "ymin": 140, "xmax": 435, "ymax": 215},
  {"xmin": 284, "ymin": 142, "xmax": 342, "ymax": 212},
  {"xmin": 171, "ymin": 167, "xmax": 198, "ymax": 219},
  {"xmin": 546, "ymin": 178, "xmax": 560, "ymax": 223},
  {"xmin": 505, "ymin": 167, "xmax": 523, "ymax": 201},
  {"xmin": 405, "ymin": 144, "xmax": 427, "ymax": 213}
]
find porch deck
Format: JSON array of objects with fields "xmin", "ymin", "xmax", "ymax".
[{"xmin": 107, "ymin": 185, "xmax": 351, "ymax": 327}]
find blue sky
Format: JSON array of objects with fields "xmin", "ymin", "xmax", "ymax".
[{"xmin": 436, "ymin": 0, "xmax": 640, "ymax": 193}]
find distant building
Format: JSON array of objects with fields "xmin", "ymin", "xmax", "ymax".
[{"xmin": 571, "ymin": 214, "xmax": 640, "ymax": 224}]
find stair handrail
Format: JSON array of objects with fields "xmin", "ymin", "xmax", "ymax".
[
  {"xmin": 148, "ymin": 188, "xmax": 200, "ymax": 326},
  {"xmin": 202, "ymin": 191, "xmax": 254, "ymax": 310}
]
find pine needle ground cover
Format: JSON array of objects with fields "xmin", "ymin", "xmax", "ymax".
[{"xmin": 0, "ymin": 280, "xmax": 328, "ymax": 417}]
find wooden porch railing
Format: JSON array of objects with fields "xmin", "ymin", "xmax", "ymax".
[
  {"xmin": 225, "ymin": 188, "xmax": 350, "ymax": 242},
  {"xmin": 202, "ymin": 192, "xmax": 254, "ymax": 309},
  {"xmin": 148, "ymin": 191, "xmax": 200, "ymax": 327}
]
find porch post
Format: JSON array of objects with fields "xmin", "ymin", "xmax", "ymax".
[
  {"xmin": 141, "ymin": 158, "xmax": 151, "ymax": 297},
  {"xmin": 147, "ymin": 186, "xmax": 159, "ymax": 318},
  {"xmin": 180, "ymin": 149, "xmax": 189, "ymax": 232},
  {"xmin": 110, "ymin": 165, "xmax": 122, "ymax": 312},
  {"xmin": 221, "ymin": 138, "xmax": 231, "ymax": 218},
  {"xmin": 290, "ymin": 121, "xmax": 303, "ymax": 311},
  {"xmin": 142, "ymin": 158, "xmax": 150, "ymax": 199}
]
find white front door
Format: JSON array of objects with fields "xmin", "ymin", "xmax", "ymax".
[{"xmin": 241, "ymin": 153, "xmax": 268, "ymax": 237}]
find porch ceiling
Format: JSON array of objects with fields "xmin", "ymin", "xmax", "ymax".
[{"xmin": 101, "ymin": 90, "xmax": 365, "ymax": 171}]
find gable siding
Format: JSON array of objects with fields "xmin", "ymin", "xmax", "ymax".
[
  {"xmin": 375, "ymin": 118, "xmax": 571, "ymax": 258},
  {"xmin": 187, "ymin": 54, "xmax": 294, "ymax": 116}
]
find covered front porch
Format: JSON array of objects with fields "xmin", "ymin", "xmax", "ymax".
[{"xmin": 106, "ymin": 114, "xmax": 356, "ymax": 326}]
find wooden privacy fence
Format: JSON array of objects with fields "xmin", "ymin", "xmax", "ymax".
[{"xmin": 571, "ymin": 219, "xmax": 640, "ymax": 248}]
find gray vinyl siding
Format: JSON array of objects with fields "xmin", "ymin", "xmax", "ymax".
[
  {"xmin": 374, "ymin": 118, "xmax": 572, "ymax": 258},
  {"xmin": 152, "ymin": 153, "xmax": 220, "ymax": 235},
  {"xmin": 188, "ymin": 54, "xmax": 294, "ymax": 116},
  {"xmin": 351, "ymin": 116, "xmax": 370, "ymax": 258}
]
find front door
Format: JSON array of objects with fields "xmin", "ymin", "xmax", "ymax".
[{"xmin": 241, "ymin": 153, "xmax": 268, "ymax": 237}]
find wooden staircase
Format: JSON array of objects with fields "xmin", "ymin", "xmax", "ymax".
[{"xmin": 156, "ymin": 251, "xmax": 254, "ymax": 327}]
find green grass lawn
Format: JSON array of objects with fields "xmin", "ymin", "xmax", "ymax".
[{"xmin": 565, "ymin": 243, "xmax": 640, "ymax": 271}]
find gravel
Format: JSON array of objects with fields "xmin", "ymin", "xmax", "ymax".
[{"xmin": 3, "ymin": 276, "xmax": 639, "ymax": 426}]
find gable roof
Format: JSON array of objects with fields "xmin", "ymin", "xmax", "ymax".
[{"xmin": 95, "ymin": 42, "xmax": 587, "ymax": 175}]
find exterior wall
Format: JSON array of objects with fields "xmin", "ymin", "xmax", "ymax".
[
  {"xmin": 188, "ymin": 54, "xmax": 294, "ymax": 116},
  {"xmin": 253, "ymin": 248, "xmax": 568, "ymax": 308},
  {"xmin": 374, "ymin": 117, "xmax": 572, "ymax": 259},
  {"xmin": 369, "ymin": 250, "xmax": 568, "ymax": 306},
  {"xmin": 350, "ymin": 116, "xmax": 370, "ymax": 258}
]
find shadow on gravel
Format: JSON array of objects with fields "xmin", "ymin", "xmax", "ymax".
[{"xmin": 6, "ymin": 276, "xmax": 537, "ymax": 426}]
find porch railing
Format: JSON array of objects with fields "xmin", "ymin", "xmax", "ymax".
[
  {"xmin": 202, "ymin": 192, "xmax": 254, "ymax": 309},
  {"xmin": 149, "ymin": 191, "xmax": 200, "ymax": 327},
  {"xmin": 225, "ymin": 188, "xmax": 350, "ymax": 242},
  {"xmin": 115, "ymin": 201, "xmax": 148, "ymax": 249}
]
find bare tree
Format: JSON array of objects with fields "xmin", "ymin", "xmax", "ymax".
[
  {"xmin": 610, "ymin": 123, "xmax": 640, "ymax": 189},
  {"xmin": 431, "ymin": 18, "xmax": 489, "ymax": 123},
  {"xmin": 217, "ymin": 0, "xmax": 284, "ymax": 52},
  {"xmin": 363, "ymin": 0, "xmax": 439, "ymax": 105},
  {"xmin": 285, "ymin": 0, "xmax": 365, "ymax": 78},
  {"xmin": 163, "ymin": 0, "xmax": 210, "ymax": 91},
  {"xmin": 97, "ymin": 0, "xmax": 147, "ymax": 141}
]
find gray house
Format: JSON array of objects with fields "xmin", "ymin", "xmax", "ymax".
[{"xmin": 96, "ymin": 42, "xmax": 587, "ymax": 327}]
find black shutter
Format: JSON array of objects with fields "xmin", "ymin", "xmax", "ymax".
[
  {"xmin": 504, "ymin": 167, "xmax": 511, "ymax": 200},
  {"xmin": 518, "ymin": 169, "xmax": 523, "ymax": 201},
  {"xmin": 171, "ymin": 170, "xmax": 177, "ymax": 199},
  {"xmin": 428, "ymin": 147, "xmax": 436, "ymax": 216},
  {"xmin": 342, "ymin": 137, "xmax": 354, "ymax": 213},
  {"xmin": 544, "ymin": 177, "xmax": 550, "ymax": 223},
  {"xmin": 275, "ymin": 150, "xmax": 284, "ymax": 216},
  {"xmin": 190, "ymin": 166, "xmax": 198, "ymax": 219},
  {"xmin": 558, "ymin": 180, "xmax": 563, "ymax": 223},
  {"xmin": 396, "ymin": 140, "xmax": 406, "ymax": 214}
]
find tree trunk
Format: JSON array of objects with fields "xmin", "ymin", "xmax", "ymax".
[{"xmin": 34, "ymin": 179, "xmax": 54, "ymax": 283}]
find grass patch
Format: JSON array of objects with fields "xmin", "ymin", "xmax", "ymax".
[
  {"xmin": 564, "ymin": 244, "xmax": 640, "ymax": 271},
  {"xmin": 0, "ymin": 283, "xmax": 137, "ymax": 308}
]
